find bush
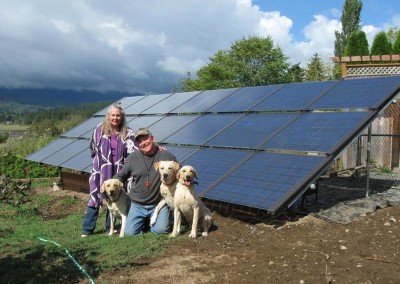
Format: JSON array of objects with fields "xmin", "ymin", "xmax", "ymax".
[{"xmin": 0, "ymin": 153, "xmax": 58, "ymax": 178}]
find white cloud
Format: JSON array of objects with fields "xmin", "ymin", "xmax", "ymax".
[
  {"xmin": 292, "ymin": 15, "xmax": 341, "ymax": 65},
  {"xmin": 0, "ymin": 0, "xmax": 397, "ymax": 94}
]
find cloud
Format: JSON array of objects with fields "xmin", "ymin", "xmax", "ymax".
[{"xmin": 0, "ymin": 0, "xmax": 396, "ymax": 94}]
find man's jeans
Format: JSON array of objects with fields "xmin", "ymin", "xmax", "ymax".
[{"xmin": 125, "ymin": 201, "xmax": 170, "ymax": 236}]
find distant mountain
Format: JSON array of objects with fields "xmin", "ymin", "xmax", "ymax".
[{"xmin": 0, "ymin": 88, "xmax": 144, "ymax": 106}]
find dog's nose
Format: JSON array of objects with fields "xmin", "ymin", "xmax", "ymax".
[
  {"xmin": 185, "ymin": 175, "xmax": 191, "ymax": 180},
  {"xmin": 163, "ymin": 173, "xmax": 168, "ymax": 178}
]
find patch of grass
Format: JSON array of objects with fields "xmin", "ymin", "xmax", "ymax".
[
  {"xmin": 61, "ymin": 196, "xmax": 78, "ymax": 206},
  {"xmin": 0, "ymin": 193, "xmax": 170, "ymax": 283}
]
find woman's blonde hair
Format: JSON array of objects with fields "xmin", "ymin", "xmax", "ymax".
[{"xmin": 102, "ymin": 104, "xmax": 128, "ymax": 139}]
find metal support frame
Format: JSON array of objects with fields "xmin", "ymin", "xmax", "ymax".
[{"xmin": 365, "ymin": 125, "xmax": 372, "ymax": 197}]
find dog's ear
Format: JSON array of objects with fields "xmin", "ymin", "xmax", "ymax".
[
  {"xmin": 193, "ymin": 168, "xmax": 198, "ymax": 180},
  {"xmin": 118, "ymin": 180, "xmax": 124, "ymax": 189},
  {"xmin": 100, "ymin": 181, "xmax": 106, "ymax": 193},
  {"xmin": 176, "ymin": 168, "xmax": 181, "ymax": 180},
  {"xmin": 173, "ymin": 161, "xmax": 180, "ymax": 172},
  {"xmin": 154, "ymin": 162, "xmax": 160, "ymax": 171}
]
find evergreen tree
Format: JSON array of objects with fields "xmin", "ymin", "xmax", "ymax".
[
  {"xmin": 370, "ymin": 31, "xmax": 393, "ymax": 55},
  {"xmin": 344, "ymin": 30, "xmax": 369, "ymax": 56},
  {"xmin": 393, "ymin": 30, "xmax": 400, "ymax": 54},
  {"xmin": 288, "ymin": 63, "xmax": 305, "ymax": 83},
  {"xmin": 334, "ymin": 0, "xmax": 363, "ymax": 57},
  {"xmin": 304, "ymin": 53, "xmax": 333, "ymax": 82}
]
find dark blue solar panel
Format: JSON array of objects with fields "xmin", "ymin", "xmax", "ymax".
[
  {"xmin": 148, "ymin": 115, "xmax": 200, "ymax": 142},
  {"xmin": 124, "ymin": 93, "xmax": 172, "ymax": 114},
  {"xmin": 204, "ymin": 152, "xmax": 328, "ymax": 212},
  {"xmin": 142, "ymin": 91, "xmax": 201, "ymax": 114},
  {"xmin": 206, "ymin": 113, "xmax": 298, "ymax": 148},
  {"xmin": 262, "ymin": 111, "xmax": 372, "ymax": 154},
  {"xmin": 127, "ymin": 115, "xmax": 165, "ymax": 132},
  {"xmin": 42, "ymin": 139, "xmax": 89, "ymax": 167},
  {"xmin": 26, "ymin": 138, "xmax": 75, "ymax": 162},
  {"xmin": 163, "ymin": 114, "xmax": 242, "ymax": 145},
  {"xmin": 172, "ymin": 88, "xmax": 239, "ymax": 113},
  {"xmin": 161, "ymin": 145, "xmax": 199, "ymax": 163},
  {"xmin": 310, "ymin": 76, "xmax": 400, "ymax": 110},
  {"xmin": 62, "ymin": 117, "xmax": 101, "ymax": 138},
  {"xmin": 252, "ymin": 80, "xmax": 338, "ymax": 111},
  {"xmin": 95, "ymin": 96, "xmax": 146, "ymax": 116},
  {"xmin": 60, "ymin": 147, "xmax": 92, "ymax": 172},
  {"xmin": 208, "ymin": 85, "xmax": 283, "ymax": 112},
  {"xmin": 178, "ymin": 148, "xmax": 252, "ymax": 195}
]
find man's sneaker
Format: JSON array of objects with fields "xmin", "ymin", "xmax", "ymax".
[{"xmin": 81, "ymin": 232, "xmax": 90, "ymax": 237}]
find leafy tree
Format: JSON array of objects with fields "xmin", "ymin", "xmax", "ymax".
[
  {"xmin": 393, "ymin": 29, "xmax": 400, "ymax": 54},
  {"xmin": 304, "ymin": 53, "xmax": 333, "ymax": 82},
  {"xmin": 370, "ymin": 31, "xmax": 393, "ymax": 55},
  {"xmin": 334, "ymin": 0, "xmax": 363, "ymax": 57},
  {"xmin": 177, "ymin": 36, "xmax": 290, "ymax": 91},
  {"xmin": 287, "ymin": 63, "xmax": 305, "ymax": 83},
  {"xmin": 344, "ymin": 30, "xmax": 369, "ymax": 56}
]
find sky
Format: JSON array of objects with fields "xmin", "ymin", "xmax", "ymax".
[{"xmin": 0, "ymin": 0, "xmax": 399, "ymax": 95}]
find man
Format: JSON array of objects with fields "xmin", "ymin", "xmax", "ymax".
[{"xmin": 114, "ymin": 127, "xmax": 177, "ymax": 236}]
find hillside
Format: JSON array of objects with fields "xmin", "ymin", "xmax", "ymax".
[{"xmin": 0, "ymin": 87, "xmax": 143, "ymax": 106}]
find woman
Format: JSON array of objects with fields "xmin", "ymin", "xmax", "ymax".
[{"xmin": 81, "ymin": 104, "xmax": 137, "ymax": 237}]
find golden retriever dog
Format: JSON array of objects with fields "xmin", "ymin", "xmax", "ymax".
[
  {"xmin": 151, "ymin": 160, "xmax": 180, "ymax": 226},
  {"xmin": 171, "ymin": 165, "xmax": 213, "ymax": 238},
  {"xmin": 100, "ymin": 178, "xmax": 131, "ymax": 237}
]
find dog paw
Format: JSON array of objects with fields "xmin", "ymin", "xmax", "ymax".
[
  {"xmin": 201, "ymin": 232, "xmax": 208, "ymax": 237},
  {"xmin": 149, "ymin": 217, "xmax": 156, "ymax": 226},
  {"xmin": 169, "ymin": 232, "xmax": 178, "ymax": 238},
  {"xmin": 189, "ymin": 231, "xmax": 197, "ymax": 238}
]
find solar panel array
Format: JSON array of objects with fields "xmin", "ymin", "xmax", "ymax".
[{"xmin": 26, "ymin": 76, "xmax": 400, "ymax": 213}]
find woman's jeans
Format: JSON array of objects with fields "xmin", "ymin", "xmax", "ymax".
[
  {"xmin": 82, "ymin": 206, "xmax": 111, "ymax": 235},
  {"xmin": 125, "ymin": 201, "xmax": 171, "ymax": 236}
]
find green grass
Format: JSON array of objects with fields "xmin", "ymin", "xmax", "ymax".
[
  {"xmin": 0, "ymin": 124, "xmax": 29, "ymax": 131},
  {"xmin": 0, "ymin": 193, "xmax": 172, "ymax": 283}
]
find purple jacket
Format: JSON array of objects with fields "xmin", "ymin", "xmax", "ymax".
[{"xmin": 88, "ymin": 123, "xmax": 137, "ymax": 207}]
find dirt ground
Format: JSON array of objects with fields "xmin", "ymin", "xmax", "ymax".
[{"xmin": 43, "ymin": 176, "xmax": 400, "ymax": 284}]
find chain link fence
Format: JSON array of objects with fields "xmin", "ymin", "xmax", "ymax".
[{"xmin": 332, "ymin": 100, "xmax": 400, "ymax": 187}]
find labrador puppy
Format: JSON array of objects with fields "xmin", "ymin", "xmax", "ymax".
[
  {"xmin": 100, "ymin": 178, "xmax": 131, "ymax": 237},
  {"xmin": 151, "ymin": 161, "xmax": 180, "ymax": 226},
  {"xmin": 171, "ymin": 165, "xmax": 213, "ymax": 238}
]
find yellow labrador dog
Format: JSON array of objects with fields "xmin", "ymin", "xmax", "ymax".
[
  {"xmin": 171, "ymin": 165, "xmax": 213, "ymax": 238},
  {"xmin": 100, "ymin": 178, "xmax": 131, "ymax": 237},
  {"xmin": 151, "ymin": 160, "xmax": 180, "ymax": 226}
]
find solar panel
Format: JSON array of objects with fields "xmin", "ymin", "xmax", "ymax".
[
  {"xmin": 148, "ymin": 115, "xmax": 200, "ymax": 142},
  {"xmin": 26, "ymin": 138, "xmax": 75, "ymax": 162},
  {"xmin": 124, "ymin": 93, "xmax": 172, "ymax": 114},
  {"xmin": 127, "ymin": 115, "xmax": 165, "ymax": 132},
  {"xmin": 252, "ymin": 80, "xmax": 338, "ymax": 111},
  {"xmin": 172, "ymin": 88, "xmax": 239, "ymax": 113},
  {"xmin": 161, "ymin": 145, "xmax": 199, "ymax": 163},
  {"xmin": 62, "ymin": 117, "xmax": 100, "ymax": 138},
  {"xmin": 310, "ymin": 76, "xmax": 400, "ymax": 110},
  {"xmin": 60, "ymin": 147, "xmax": 92, "ymax": 172},
  {"xmin": 207, "ymin": 85, "xmax": 283, "ymax": 112},
  {"xmin": 25, "ymin": 76, "xmax": 400, "ymax": 214},
  {"xmin": 204, "ymin": 152, "xmax": 329, "ymax": 212},
  {"xmin": 42, "ymin": 139, "xmax": 89, "ymax": 167},
  {"xmin": 178, "ymin": 148, "xmax": 253, "ymax": 195},
  {"xmin": 163, "ymin": 114, "xmax": 242, "ymax": 145},
  {"xmin": 94, "ymin": 96, "xmax": 146, "ymax": 116},
  {"xmin": 262, "ymin": 111, "xmax": 372, "ymax": 154},
  {"xmin": 206, "ymin": 113, "xmax": 298, "ymax": 148},
  {"xmin": 142, "ymin": 91, "xmax": 201, "ymax": 114}
]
